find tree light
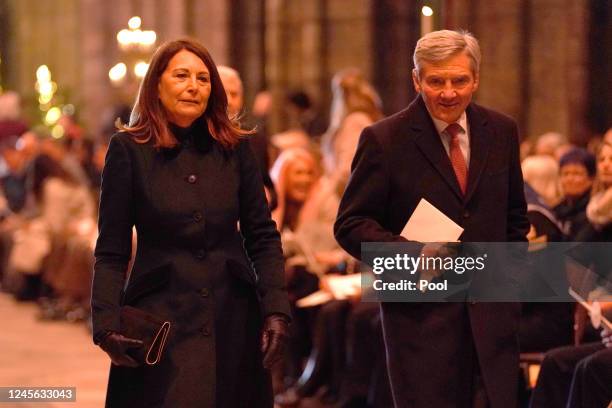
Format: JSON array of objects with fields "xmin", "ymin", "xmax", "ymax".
[
  {"xmin": 108, "ymin": 63, "xmax": 127, "ymax": 82},
  {"xmin": 134, "ymin": 61, "xmax": 149, "ymax": 78},
  {"xmin": 128, "ymin": 16, "xmax": 142, "ymax": 30}
]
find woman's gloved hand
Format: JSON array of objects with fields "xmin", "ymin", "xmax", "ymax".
[
  {"xmin": 261, "ymin": 314, "xmax": 289, "ymax": 369},
  {"xmin": 99, "ymin": 332, "xmax": 143, "ymax": 367}
]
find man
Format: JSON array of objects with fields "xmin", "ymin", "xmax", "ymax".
[
  {"xmin": 217, "ymin": 65, "xmax": 244, "ymax": 118},
  {"xmin": 218, "ymin": 66, "xmax": 276, "ymax": 208},
  {"xmin": 334, "ymin": 30, "xmax": 529, "ymax": 408}
]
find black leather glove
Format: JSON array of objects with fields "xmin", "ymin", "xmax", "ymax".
[
  {"xmin": 261, "ymin": 314, "xmax": 289, "ymax": 369},
  {"xmin": 99, "ymin": 332, "xmax": 143, "ymax": 367}
]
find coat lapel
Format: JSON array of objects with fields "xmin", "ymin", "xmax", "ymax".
[
  {"xmin": 408, "ymin": 96, "xmax": 491, "ymax": 203},
  {"xmin": 410, "ymin": 96, "xmax": 464, "ymax": 201},
  {"xmin": 464, "ymin": 103, "xmax": 490, "ymax": 203}
]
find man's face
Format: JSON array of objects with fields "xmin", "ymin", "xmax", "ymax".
[
  {"xmin": 412, "ymin": 52, "xmax": 479, "ymax": 124},
  {"xmin": 219, "ymin": 73, "xmax": 243, "ymax": 118}
]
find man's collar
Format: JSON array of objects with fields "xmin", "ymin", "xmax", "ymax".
[{"xmin": 429, "ymin": 110, "xmax": 467, "ymax": 135}]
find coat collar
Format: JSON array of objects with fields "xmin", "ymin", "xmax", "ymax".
[
  {"xmin": 409, "ymin": 95, "xmax": 490, "ymax": 203},
  {"xmin": 163, "ymin": 119, "xmax": 213, "ymax": 157}
]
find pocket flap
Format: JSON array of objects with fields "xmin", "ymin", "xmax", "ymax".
[{"xmin": 123, "ymin": 263, "xmax": 172, "ymax": 305}]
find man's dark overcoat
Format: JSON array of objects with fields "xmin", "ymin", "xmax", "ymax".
[
  {"xmin": 334, "ymin": 95, "xmax": 529, "ymax": 408},
  {"xmin": 91, "ymin": 122, "xmax": 290, "ymax": 408}
]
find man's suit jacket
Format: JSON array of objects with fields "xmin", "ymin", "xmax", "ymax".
[{"xmin": 334, "ymin": 95, "xmax": 529, "ymax": 408}]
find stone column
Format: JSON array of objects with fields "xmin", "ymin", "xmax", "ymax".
[
  {"xmin": 371, "ymin": 1, "xmax": 419, "ymax": 115},
  {"xmin": 455, "ymin": 0, "xmax": 525, "ymax": 132},
  {"xmin": 525, "ymin": 0, "xmax": 588, "ymax": 143},
  {"xmin": 160, "ymin": 0, "xmax": 186, "ymax": 41},
  {"xmin": 228, "ymin": 0, "xmax": 266, "ymax": 108},
  {"xmin": 80, "ymin": 0, "xmax": 113, "ymax": 137},
  {"xmin": 191, "ymin": 0, "xmax": 228, "ymax": 63},
  {"xmin": 265, "ymin": 0, "xmax": 374, "ymax": 133}
]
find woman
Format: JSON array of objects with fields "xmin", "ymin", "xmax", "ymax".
[
  {"xmin": 32, "ymin": 154, "xmax": 95, "ymax": 312},
  {"xmin": 270, "ymin": 148, "xmax": 320, "ymax": 235},
  {"xmin": 10, "ymin": 154, "xmax": 94, "ymax": 303},
  {"xmin": 585, "ymin": 142, "xmax": 612, "ymax": 234},
  {"xmin": 269, "ymin": 149, "xmax": 327, "ymax": 380},
  {"xmin": 321, "ymin": 68, "xmax": 383, "ymax": 194},
  {"xmin": 554, "ymin": 148, "xmax": 595, "ymax": 241},
  {"xmin": 270, "ymin": 148, "xmax": 346, "ymax": 276},
  {"xmin": 91, "ymin": 39, "xmax": 290, "ymax": 408}
]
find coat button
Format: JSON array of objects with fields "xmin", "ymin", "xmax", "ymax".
[
  {"xmin": 187, "ymin": 174, "xmax": 197, "ymax": 184},
  {"xmin": 200, "ymin": 288, "xmax": 209, "ymax": 297},
  {"xmin": 193, "ymin": 211, "xmax": 203, "ymax": 222},
  {"xmin": 463, "ymin": 211, "xmax": 470, "ymax": 219},
  {"xmin": 195, "ymin": 249, "xmax": 205, "ymax": 259},
  {"xmin": 201, "ymin": 325, "xmax": 211, "ymax": 336}
]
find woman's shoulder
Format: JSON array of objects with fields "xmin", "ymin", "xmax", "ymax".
[
  {"xmin": 110, "ymin": 131, "xmax": 146, "ymax": 148},
  {"xmin": 109, "ymin": 131, "xmax": 160, "ymax": 161}
]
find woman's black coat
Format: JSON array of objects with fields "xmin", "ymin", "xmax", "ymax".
[{"xmin": 91, "ymin": 123, "xmax": 290, "ymax": 407}]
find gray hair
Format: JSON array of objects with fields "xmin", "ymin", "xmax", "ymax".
[
  {"xmin": 521, "ymin": 155, "xmax": 562, "ymax": 206},
  {"xmin": 413, "ymin": 29, "xmax": 481, "ymax": 76},
  {"xmin": 217, "ymin": 65, "xmax": 243, "ymax": 89}
]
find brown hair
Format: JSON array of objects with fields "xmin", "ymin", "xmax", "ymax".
[
  {"xmin": 120, "ymin": 38, "xmax": 250, "ymax": 149},
  {"xmin": 592, "ymin": 142, "xmax": 612, "ymax": 195}
]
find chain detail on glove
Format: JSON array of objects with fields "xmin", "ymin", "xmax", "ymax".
[
  {"xmin": 99, "ymin": 332, "xmax": 143, "ymax": 367},
  {"xmin": 261, "ymin": 314, "xmax": 290, "ymax": 369}
]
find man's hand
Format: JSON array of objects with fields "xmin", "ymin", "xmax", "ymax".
[
  {"xmin": 419, "ymin": 243, "xmax": 458, "ymax": 285},
  {"xmin": 261, "ymin": 314, "xmax": 289, "ymax": 369},
  {"xmin": 99, "ymin": 332, "xmax": 143, "ymax": 367}
]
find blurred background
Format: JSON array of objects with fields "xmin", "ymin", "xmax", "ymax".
[{"xmin": 0, "ymin": 0, "xmax": 610, "ymax": 143}]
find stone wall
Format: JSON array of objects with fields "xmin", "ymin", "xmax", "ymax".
[{"xmin": 0, "ymin": 0, "xmax": 600, "ymax": 142}]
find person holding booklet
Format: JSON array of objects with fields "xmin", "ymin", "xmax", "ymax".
[{"xmin": 334, "ymin": 30, "xmax": 529, "ymax": 407}]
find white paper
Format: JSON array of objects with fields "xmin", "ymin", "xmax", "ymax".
[
  {"xmin": 296, "ymin": 274, "xmax": 363, "ymax": 307},
  {"xmin": 568, "ymin": 288, "xmax": 612, "ymax": 330},
  {"xmin": 401, "ymin": 198, "xmax": 464, "ymax": 242},
  {"xmin": 296, "ymin": 290, "xmax": 333, "ymax": 308},
  {"xmin": 325, "ymin": 273, "xmax": 362, "ymax": 299}
]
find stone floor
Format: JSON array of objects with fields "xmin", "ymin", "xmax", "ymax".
[
  {"xmin": 0, "ymin": 293, "xmax": 108, "ymax": 408},
  {"xmin": 0, "ymin": 293, "xmax": 333, "ymax": 408}
]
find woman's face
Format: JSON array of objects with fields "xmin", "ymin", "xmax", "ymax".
[
  {"xmin": 597, "ymin": 144, "xmax": 612, "ymax": 188},
  {"xmin": 158, "ymin": 50, "xmax": 211, "ymax": 127},
  {"xmin": 559, "ymin": 163, "xmax": 592, "ymax": 198},
  {"xmin": 285, "ymin": 158, "xmax": 316, "ymax": 203}
]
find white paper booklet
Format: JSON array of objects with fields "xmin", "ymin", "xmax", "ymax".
[{"xmin": 401, "ymin": 198, "xmax": 464, "ymax": 242}]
